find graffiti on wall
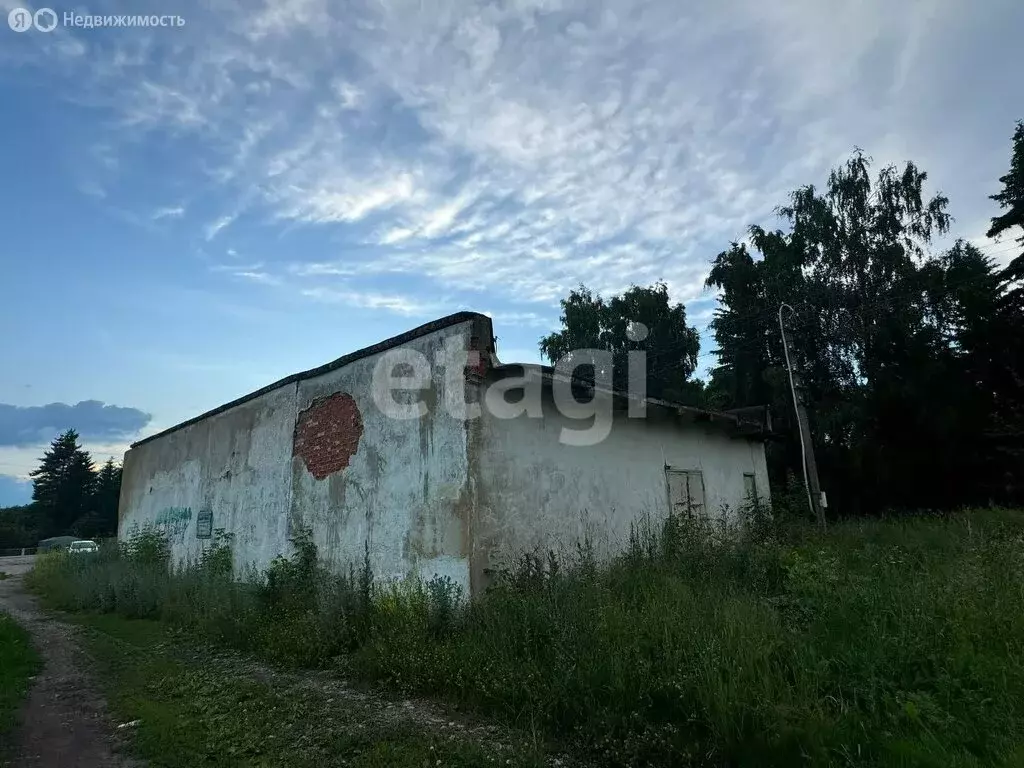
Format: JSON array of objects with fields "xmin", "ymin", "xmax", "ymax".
[{"xmin": 155, "ymin": 506, "xmax": 192, "ymax": 536}]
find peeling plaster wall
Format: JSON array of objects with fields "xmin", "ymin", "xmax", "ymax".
[
  {"xmin": 288, "ymin": 320, "xmax": 481, "ymax": 592},
  {"xmin": 118, "ymin": 312, "xmax": 769, "ymax": 599},
  {"xmin": 473, "ymin": 388, "xmax": 771, "ymax": 581},
  {"xmin": 118, "ymin": 383, "xmax": 297, "ymax": 572},
  {"xmin": 119, "ymin": 318, "xmax": 487, "ymax": 593}
]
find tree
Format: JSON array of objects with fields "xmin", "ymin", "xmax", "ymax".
[
  {"xmin": 983, "ymin": 120, "xmax": 1024, "ymax": 499},
  {"xmin": 987, "ymin": 120, "xmax": 1024, "ymax": 293},
  {"xmin": 30, "ymin": 429, "xmax": 97, "ymax": 536},
  {"xmin": 0, "ymin": 505, "xmax": 39, "ymax": 550},
  {"xmin": 705, "ymin": 148, "xmax": 1021, "ymax": 514},
  {"xmin": 87, "ymin": 458, "xmax": 122, "ymax": 538},
  {"xmin": 539, "ymin": 283, "xmax": 703, "ymax": 404}
]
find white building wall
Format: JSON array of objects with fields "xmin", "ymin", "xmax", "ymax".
[
  {"xmin": 118, "ymin": 383, "xmax": 297, "ymax": 573},
  {"xmin": 289, "ymin": 321, "xmax": 476, "ymax": 591},
  {"xmin": 473, "ymin": 387, "xmax": 770, "ymax": 580},
  {"xmin": 119, "ymin": 312, "xmax": 771, "ymax": 599},
  {"xmin": 119, "ymin": 318, "xmax": 485, "ymax": 594}
]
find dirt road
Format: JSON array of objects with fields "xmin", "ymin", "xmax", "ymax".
[
  {"xmin": 0, "ymin": 555, "xmax": 36, "ymax": 579},
  {"xmin": 0, "ymin": 559, "xmax": 140, "ymax": 767}
]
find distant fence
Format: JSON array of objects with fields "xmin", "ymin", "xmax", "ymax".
[{"xmin": 0, "ymin": 548, "xmax": 38, "ymax": 557}]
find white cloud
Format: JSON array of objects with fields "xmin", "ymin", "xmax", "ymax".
[
  {"xmin": 205, "ymin": 214, "xmax": 236, "ymax": 241},
  {"xmin": 233, "ymin": 271, "xmax": 281, "ymax": 286},
  {"xmin": 78, "ymin": 181, "xmax": 106, "ymax": 200},
  {"xmin": 484, "ymin": 310, "xmax": 555, "ymax": 330},
  {"xmin": 31, "ymin": 0, "xmax": 1021, "ymax": 321},
  {"xmin": 208, "ymin": 262, "xmax": 283, "ymax": 286},
  {"xmin": 153, "ymin": 205, "xmax": 185, "ymax": 220},
  {"xmin": 287, "ymin": 262, "xmax": 363, "ymax": 277},
  {"xmin": 301, "ymin": 287, "xmax": 443, "ymax": 316},
  {"xmin": 278, "ymin": 172, "xmax": 423, "ymax": 224},
  {"xmin": 333, "ymin": 80, "xmax": 364, "ymax": 109},
  {"xmin": 122, "ymin": 81, "xmax": 206, "ymax": 128}
]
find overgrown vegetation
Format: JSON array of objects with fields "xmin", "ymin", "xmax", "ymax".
[
  {"xmin": 0, "ymin": 505, "xmax": 36, "ymax": 552},
  {"xmin": 74, "ymin": 613, "xmax": 546, "ymax": 767},
  {"xmin": 28, "ymin": 508, "xmax": 1024, "ymax": 766},
  {"xmin": 0, "ymin": 612, "xmax": 40, "ymax": 747},
  {"xmin": 28, "ymin": 526, "xmax": 378, "ymax": 668}
]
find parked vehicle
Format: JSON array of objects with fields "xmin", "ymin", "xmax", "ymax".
[
  {"xmin": 38, "ymin": 536, "xmax": 78, "ymax": 553},
  {"xmin": 68, "ymin": 540, "xmax": 99, "ymax": 554}
]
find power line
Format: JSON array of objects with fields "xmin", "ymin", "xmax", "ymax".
[{"xmin": 977, "ymin": 243, "xmax": 1021, "ymax": 259}]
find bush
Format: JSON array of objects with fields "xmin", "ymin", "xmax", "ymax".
[
  {"xmin": 353, "ymin": 510, "xmax": 1024, "ymax": 766},
  {"xmin": 27, "ymin": 509, "xmax": 1024, "ymax": 766}
]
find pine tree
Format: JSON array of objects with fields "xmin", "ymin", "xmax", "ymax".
[
  {"xmin": 987, "ymin": 120, "xmax": 1024, "ymax": 293},
  {"xmin": 984, "ymin": 120, "xmax": 1024, "ymax": 502},
  {"xmin": 91, "ymin": 458, "xmax": 122, "ymax": 538},
  {"xmin": 30, "ymin": 429, "xmax": 97, "ymax": 536}
]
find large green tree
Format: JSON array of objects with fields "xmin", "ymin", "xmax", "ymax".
[
  {"xmin": 706, "ymin": 148, "xmax": 1019, "ymax": 514},
  {"xmin": 988, "ymin": 120, "xmax": 1024, "ymax": 293},
  {"xmin": 69, "ymin": 457, "xmax": 122, "ymax": 538},
  {"xmin": 540, "ymin": 283, "xmax": 703, "ymax": 404},
  {"xmin": 91, "ymin": 458, "xmax": 122, "ymax": 537},
  {"xmin": 983, "ymin": 120, "xmax": 1024, "ymax": 497},
  {"xmin": 0, "ymin": 505, "xmax": 39, "ymax": 550},
  {"xmin": 30, "ymin": 429, "xmax": 97, "ymax": 536}
]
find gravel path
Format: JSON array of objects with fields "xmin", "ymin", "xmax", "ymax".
[{"xmin": 0, "ymin": 558, "xmax": 140, "ymax": 768}]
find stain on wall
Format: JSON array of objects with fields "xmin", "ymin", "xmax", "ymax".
[
  {"xmin": 196, "ymin": 508, "xmax": 214, "ymax": 539},
  {"xmin": 155, "ymin": 506, "xmax": 192, "ymax": 536},
  {"xmin": 293, "ymin": 392, "xmax": 364, "ymax": 480},
  {"xmin": 119, "ymin": 313, "xmax": 765, "ymax": 600}
]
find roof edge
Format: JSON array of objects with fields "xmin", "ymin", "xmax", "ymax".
[
  {"xmin": 131, "ymin": 311, "xmax": 490, "ymax": 449},
  {"xmin": 488, "ymin": 362, "xmax": 772, "ymax": 437}
]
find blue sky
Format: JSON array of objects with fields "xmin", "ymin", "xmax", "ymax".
[{"xmin": 1, "ymin": 0, "xmax": 1022, "ymax": 504}]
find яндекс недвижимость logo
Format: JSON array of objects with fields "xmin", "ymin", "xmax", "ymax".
[{"xmin": 8, "ymin": 7, "xmax": 58, "ymax": 31}]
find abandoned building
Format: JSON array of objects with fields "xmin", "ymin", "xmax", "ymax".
[{"xmin": 118, "ymin": 312, "xmax": 771, "ymax": 596}]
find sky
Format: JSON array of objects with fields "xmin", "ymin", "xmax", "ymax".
[{"xmin": 0, "ymin": 0, "xmax": 1021, "ymax": 505}]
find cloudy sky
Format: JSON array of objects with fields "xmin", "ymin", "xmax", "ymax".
[{"xmin": 0, "ymin": 0, "xmax": 1021, "ymax": 503}]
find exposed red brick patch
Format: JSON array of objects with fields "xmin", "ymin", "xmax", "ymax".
[
  {"xmin": 293, "ymin": 392, "xmax": 363, "ymax": 480},
  {"xmin": 466, "ymin": 334, "xmax": 491, "ymax": 377}
]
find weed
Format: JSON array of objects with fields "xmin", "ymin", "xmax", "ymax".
[
  {"xmin": 76, "ymin": 613, "xmax": 546, "ymax": 767},
  {"xmin": 0, "ymin": 612, "xmax": 40, "ymax": 747},
  {"xmin": 27, "ymin": 508, "xmax": 1024, "ymax": 766}
]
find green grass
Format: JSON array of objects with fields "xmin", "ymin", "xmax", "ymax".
[
  {"xmin": 355, "ymin": 511, "xmax": 1024, "ymax": 767},
  {"xmin": 0, "ymin": 612, "xmax": 40, "ymax": 748},
  {"xmin": 27, "ymin": 509, "xmax": 1024, "ymax": 766},
  {"xmin": 74, "ymin": 613, "xmax": 547, "ymax": 767}
]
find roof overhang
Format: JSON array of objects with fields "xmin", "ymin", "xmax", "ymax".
[{"xmin": 487, "ymin": 363, "xmax": 773, "ymax": 439}]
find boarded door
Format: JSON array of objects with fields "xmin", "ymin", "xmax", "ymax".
[{"xmin": 666, "ymin": 469, "xmax": 705, "ymax": 518}]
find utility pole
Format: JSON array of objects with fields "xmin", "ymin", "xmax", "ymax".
[{"xmin": 778, "ymin": 304, "xmax": 826, "ymax": 528}]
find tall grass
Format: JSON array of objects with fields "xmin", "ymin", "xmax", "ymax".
[
  {"xmin": 27, "ymin": 526, "xmax": 376, "ymax": 667},
  {"xmin": 27, "ymin": 509, "xmax": 1024, "ymax": 766},
  {"xmin": 0, "ymin": 612, "xmax": 40, "ymax": 745}
]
